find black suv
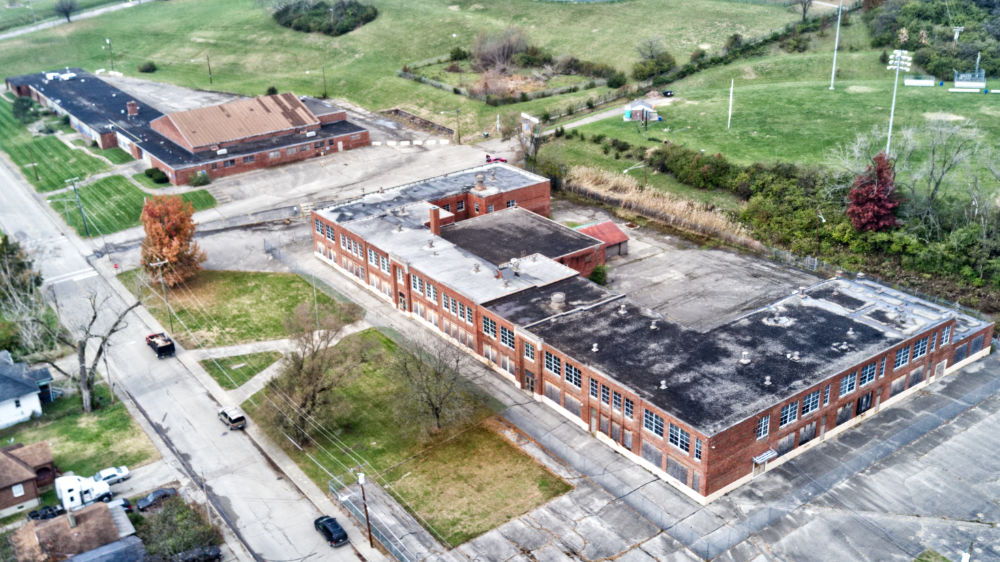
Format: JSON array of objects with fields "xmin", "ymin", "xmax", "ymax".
[
  {"xmin": 314, "ymin": 516, "xmax": 349, "ymax": 547},
  {"xmin": 27, "ymin": 505, "xmax": 66, "ymax": 520}
]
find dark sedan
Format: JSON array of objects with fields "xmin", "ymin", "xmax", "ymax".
[
  {"xmin": 27, "ymin": 505, "xmax": 65, "ymax": 520},
  {"xmin": 314, "ymin": 515, "xmax": 349, "ymax": 547},
  {"xmin": 136, "ymin": 488, "xmax": 178, "ymax": 512}
]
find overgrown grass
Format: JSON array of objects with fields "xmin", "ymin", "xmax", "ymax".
[
  {"xmin": 199, "ymin": 351, "xmax": 283, "ymax": 390},
  {"xmin": 914, "ymin": 551, "xmax": 952, "ymax": 562},
  {"xmin": 243, "ymin": 329, "xmax": 570, "ymax": 547},
  {"xmin": 0, "ymin": 97, "xmax": 108, "ymax": 192},
  {"xmin": 121, "ymin": 269, "xmax": 361, "ymax": 348},
  {"xmin": 46, "ymin": 176, "xmax": 216, "ymax": 237},
  {"xmin": 0, "ymin": 385, "xmax": 159, "ymax": 478},
  {"xmin": 0, "ymin": 0, "xmax": 800, "ymax": 135}
]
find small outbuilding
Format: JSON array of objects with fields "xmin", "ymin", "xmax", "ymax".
[
  {"xmin": 576, "ymin": 220, "xmax": 630, "ymax": 257},
  {"xmin": 0, "ymin": 350, "xmax": 53, "ymax": 429},
  {"xmin": 623, "ymin": 100, "xmax": 658, "ymax": 122}
]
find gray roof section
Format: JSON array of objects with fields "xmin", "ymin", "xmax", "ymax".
[
  {"xmin": 343, "ymin": 204, "xmax": 577, "ymax": 304},
  {"xmin": 0, "ymin": 351, "xmax": 51, "ymax": 402},
  {"xmin": 439, "ymin": 207, "xmax": 602, "ymax": 265},
  {"xmin": 315, "ymin": 163, "xmax": 548, "ymax": 224},
  {"xmin": 484, "ymin": 276, "xmax": 622, "ymax": 327},
  {"xmin": 527, "ymin": 278, "xmax": 982, "ymax": 435}
]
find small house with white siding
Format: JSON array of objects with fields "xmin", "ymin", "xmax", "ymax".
[{"xmin": 0, "ymin": 351, "xmax": 53, "ymax": 429}]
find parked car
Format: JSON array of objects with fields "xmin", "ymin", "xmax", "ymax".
[
  {"xmin": 146, "ymin": 333, "xmax": 176, "ymax": 359},
  {"xmin": 218, "ymin": 407, "xmax": 247, "ymax": 430},
  {"xmin": 108, "ymin": 497, "xmax": 133, "ymax": 513},
  {"xmin": 93, "ymin": 466, "xmax": 130, "ymax": 485},
  {"xmin": 27, "ymin": 505, "xmax": 66, "ymax": 520},
  {"xmin": 137, "ymin": 488, "xmax": 178, "ymax": 512},
  {"xmin": 314, "ymin": 516, "xmax": 349, "ymax": 547},
  {"xmin": 661, "ymin": 90, "xmax": 674, "ymax": 97},
  {"xmin": 485, "ymin": 154, "xmax": 507, "ymax": 163},
  {"xmin": 172, "ymin": 545, "xmax": 222, "ymax": 561}
]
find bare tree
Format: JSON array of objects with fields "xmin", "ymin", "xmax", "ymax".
[
  {"xmin": 264, "ymin": 303, "xmax": 360, "ymax": 446},
  {"xmin": 906, "ymin": 119, "xmax": 980, "ymax": 236},
  {"xmin": 636, "ymin": 37, "xmax": 665, "ymax": 61},
  {"xmin": 473, "ymin": 26, "xmax": 529, "ymax": 73},
  {"xmin": 54, "ymin": 0, "xmax": 77, "ymax": 22},
  {"xmin": 796, "ymin": 0, "xmax": 813, "ymax": 22},
  {"xmin": 392, "ymin": 339, "xmax": 471, "ymax": 433}
]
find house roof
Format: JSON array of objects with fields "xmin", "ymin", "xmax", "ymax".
[
  {"xmin": 576, "ymin": 220, "xmax": 629, "ymax": 247},
  {"xmin": 13, "ymin": 502, "xmax": 120, "ymax": 561},
  {"xmin": 438, "ymin": 207, "xmax": 602, "ymax": 266},
  {"xmin": 0, "ymin": 350, "xmax": 50, "ymax": 402},
  {"xmin": 625, "ymin": 100, "xmax": 654, "ymax": 110},
  {"xmin": 154, "ymin": 93, "xmax": 319, "ymax": 149},
  {"xmin": 5, "ymin": 442, "xmax": 53, "ymax": 470},
  {"xmin": 0, "ymin": 446, "xmax": 37, "ymax": 488}
]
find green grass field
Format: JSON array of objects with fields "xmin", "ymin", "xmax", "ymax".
[
  {"xmin": 243, "ymin": 329, "xmax": 570, "ymax": 547},
  {"xmin": 0, "ymin": 385, "xmax": 159, "ymax": 478},
  {"xmin": 122, "ymin": 269, "xmax": 361, "ymax": 349},
  {"xmin": 0, "ymin": 98, "xmax": 109, "ymax": 192},
  {"xmin": 0, "ymin": 0, "xmax": 122, "ymax": 33},
  {"xmin": 72, "ymin": 139, "xmax": 134, "ymax": 164},
  {"xmin": 47, "ymin": 175, "xmax": 215, "ymax": 237},
  {"xmin": 0, "ymin": 0, "xmax": 801, "ymax": 133},
  {"xmin": 131, "ymin": 171, "xmax": 169, "ymax": 189},
  {"xmin": 566, "ymin": 24, "xmax": 1000, "ymax": 176},
  {"xmin": 199, "ymin": 351, "xmax": 283, "ymax": 390}
]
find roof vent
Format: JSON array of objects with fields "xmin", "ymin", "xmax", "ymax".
[
  {"xmin": 503, "ymin": 279, "xmax": 510, "ymax": 288},
  {"xmin": 426, "ymin": 240, "xmax": 434, "ymax": 249},
  {"xmin": 764, "ymin": 375, "xmax": 772, "ymax": 386},
  {"xmin": 659, "ymin": 380, "xmax": 667, "ymax": 390},
  {"xmin": 847, "ymin": 327, "xmax": 855, "ymax": 337},
  {"xmin": 799, "ymin": 286, "xmax": 808, "ymax": 299},
  {"xmin": 550, "ymin": 292, "xmax": 566, "ymax": 309},
  {"xmin": 474, "ymin": 173, "xmax": 487, "ymax": 191},
  {"xmin": 473, "ymin": 263, "xmax": 480, "ymax": 273},
  {"xmin": 785, "ymin": 351, "xmax": 801, "ymax": 361},
  {"xmin": 395, "ymin": 224, "xmax": 403, "ymax": 233},
  {"xmin": 649, "ymin": 320, "xmax": 658, "ymax": 330},
  {"xmin": 489, "ymin": 169, "xmax": 497, "ymax": 182},
  {"xmin": 618, "ymin": 304, "xmax": 627, "ymax": 315},
  {"xmin": 591, "ymin": 343, "xmax": 599, "ymax": 352},
  {"xmin": 739, "ymin": 351, "xmax": 751, "ymax": 365}
]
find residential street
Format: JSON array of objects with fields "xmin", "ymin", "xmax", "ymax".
[{"xmin": 0, "ymin": 156, "xmax": 377, "ymax": 560}]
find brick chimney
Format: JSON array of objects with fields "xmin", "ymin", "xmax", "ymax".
[
  {"xmin": 67, "ymin": 510, "xmax": 76, "ymax": 528},
  {"xmin": 429, "ymin": 206, "xmax": 441, "ymax": 236},
  {"xmin": 126, "ymin": 100, "xmax": 138, "ymax": 117}
]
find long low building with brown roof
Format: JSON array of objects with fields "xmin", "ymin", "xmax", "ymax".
[{"xmin": 5, "ymin": 69, "xmax": 370, "ymax": 186}]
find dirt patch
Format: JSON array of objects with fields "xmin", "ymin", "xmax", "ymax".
[
  {"xmin": 847, "ymin": 85, "xmax": 875, "ymax": 93},
  {"xmin": 471, "ymin": 72, "xmax": 545, "ymax": 96},
  {"xmin": 923, "ymin": 111, "xmax": 966, "ymax": 121},
  {"xmin": 742, "ymin": 65, "xmax": 758, "ymax": 80},
  {"xmin": 448, "ymin": 4, "xmax": 459, "ymax": 10}
]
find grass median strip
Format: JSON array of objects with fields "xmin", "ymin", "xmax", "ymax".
[
  {"xmin": 47, "ymin": 175, "xmax": 216, "ymax": 237},
  {"xmin": 199, "ymin": 351, "xmax": 283, "ymax": 390}
]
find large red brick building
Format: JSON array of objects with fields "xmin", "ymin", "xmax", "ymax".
[
  {"xmin": 5, "ymin": 68, "xmax": 369, "ymax": 185},
  {"xmin": 312, "ymin": 164, "xmax": 994, "ymax": 502}
]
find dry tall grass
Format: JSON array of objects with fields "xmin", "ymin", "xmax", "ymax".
[{"xmin": 566, "ymin": 166, "xmax": 762, "ymax": 250}]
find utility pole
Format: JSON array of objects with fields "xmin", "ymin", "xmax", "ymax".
[
  {"xmin": 150, "ymin": 259, "xmax": 174, "ymax": 332},
  {"xmin": 829, "ymin": 0, "xmax": 844, "ymax": 90},
  {"xmin": 358, "ymin": 473, "xmax": 374, "ymax": 548},
  {"xmin": 105, "ymin": 38, "xmax": 114, "ymax": 71},
  {"xmin": 65, "ymin": 177, "xmax": 91, "ymax": 237},
  {"xmin": 206, "ymin": 54, "xmax": 213, "ymax": 85}
]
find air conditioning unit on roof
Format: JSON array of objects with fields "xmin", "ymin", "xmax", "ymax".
[
  {"xmin": 217, "ymin": 148, "xmax": 228, "ymax": 155},
  {"xmin": 306, "ymin": 131, "xmax": 317, "ymax": 137}
]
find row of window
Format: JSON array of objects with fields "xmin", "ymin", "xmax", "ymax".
[
  {"xmin": 442, "ymin": 294, "xmax": 474, "ymax": 324},
  {"xmin": 643, "ymin": 410, "xmax": 702, "ymax": 460},
  {"xmin": 410, "ymin": 274, "xmax": 438, "ymax": 303},
  {"xmin": 367, "ymin": 248, "xmax": 391, "ymax": 274}
]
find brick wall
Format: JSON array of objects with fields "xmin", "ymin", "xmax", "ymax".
[{"xmin": 0, "ymin": 479, "xmax": 37, "ymax": 510}]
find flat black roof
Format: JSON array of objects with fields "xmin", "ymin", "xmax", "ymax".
[
  {"xmin": 484, "ymin": 276, "xmax": 620, "ymax": 326},
  {"xmin": 6, "ymin": 69, "xmax": 366, "ymax": 171},
  {"xmin": 528, "ymin": 290, "xmax": 905, "ymax": 436},
  {"xmin": 439, "ymin": 207, "xmax": 601, "ymax": 265}
]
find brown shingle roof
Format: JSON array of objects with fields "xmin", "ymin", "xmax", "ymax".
[
  {"xmin": 159, "ymin": 93, "xmax": 319, "ymax": 150},
  {"xmin": 12, "ymin": 502, "xmax": 119, "ymax": 561},
  {"xmin": 0, "ymin": 446, "xmax": 36, "ymax": 488},
  {"xmin": 6, "ymin": 442, "xmax": 53, "ymax": 471}
]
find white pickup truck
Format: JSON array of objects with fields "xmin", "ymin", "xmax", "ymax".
[{"xmin": 54, "ymin": 475, "xmax": 112, "ymax": 511}]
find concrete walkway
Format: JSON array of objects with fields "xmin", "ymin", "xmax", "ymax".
[{"xmin": 541, "ymin": 96, "xmax": 675, "ymax": 136}]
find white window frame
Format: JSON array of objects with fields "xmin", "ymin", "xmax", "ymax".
[
  {"xmin": 756, "ymin": 415, "xmax": 770, "ymax": 439},
  {"xmin": 524, "ymin": 342, "xmax": 535, "ymax": 361},
  {"xmin": 11, "ymin": 483, "xmax": 24, "ymax": 497},
  {"xmin": 643, "ymin": 410, "xmax": 664, "ymax": 437},
  {"xmin": 801, "ymin": 390, "xmax": 820, "ymax": 415},
  {"xmin": 779, "ymin": 402, "xmax": 798, "ymax": 427}
]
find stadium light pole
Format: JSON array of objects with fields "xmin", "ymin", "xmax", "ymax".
[
  {"xmin": 150, "ymin": 259, "xmax": 173, "ymax": 333},
  {"xmin": 105, "ymin": 38, "xmax": 114, "ymax": 71},
  {"xmin": 829, "ymin": 0, "xmax": 844, "ymax": 90},
  {"xmin": 885, "ymin": 50, "xmax": 912, "ymax": 156}
]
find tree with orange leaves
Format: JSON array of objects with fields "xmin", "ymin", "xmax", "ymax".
[{"xmin": 141, "ymin": 195, "xmax": 206, "ymax": 287}]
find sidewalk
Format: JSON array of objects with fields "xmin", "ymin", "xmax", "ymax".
[{"xmin": 0, "ymin": 1, "xmax": 137, "ymax": 42}]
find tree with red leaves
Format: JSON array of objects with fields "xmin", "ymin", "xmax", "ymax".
[
  {"xmin": 141, "ymin": 195, "xmax": 205, "ymax": 287},
  {"xmin": 847, "ymin": 151, "xmax": 900, "ymax": 232}
]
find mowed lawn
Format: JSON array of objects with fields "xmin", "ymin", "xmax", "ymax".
[
  {"xmin": 46, "ymin": 175, "xmax": 215, "ymax": 237},
  {"xmin": 72, "ymin": 139, "xmax": 134, "ymax": 164},
  {"xmin": 243, "ymin": 329, "xmax": 570, "ymax": 547},
  {"xmin": 0, "ymin": 0, "xmax": 122, "ymax": 33},
  {"xmin": 568, "ymin": 24, "xmax": 1000, "ymax": 177},
  {"xmin": 0, "ymin": 385, "xmax": 159, "ymax": 478},
  {"xmin": 0, "ymin": 0, "xmax": 801, "ymax": 132},
  {"xmin": 123, "ymin": 269, "xmax": 361, "ymax": 349},
  {"xmin": 0, "ymin": 97, "xmax": 108, "ymax": 192},
  {"xmin": 199, "ymin": 351, "xmax": 283, "ymax": 390}
]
